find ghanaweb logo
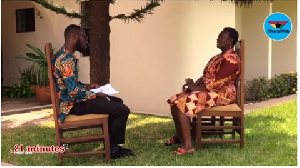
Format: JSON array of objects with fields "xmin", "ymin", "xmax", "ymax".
[{"xmin": 263, "ymin": 12, "xmax": 292, "ymax": 41}]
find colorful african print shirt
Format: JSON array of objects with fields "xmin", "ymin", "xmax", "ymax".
[{"xmin": 52, "ymin": 46, "xmax": 96, "ymax": 123}]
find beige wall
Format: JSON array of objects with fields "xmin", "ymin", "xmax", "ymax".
[
  {"xmin": 239, "ymin": 2, "xmax": 271, "ymax": 80},
  {"xmin": 109, "ymin": 1, "xmax": 235, "ymax": 115},
  {"xmin": 271, "ymin": 0, "xmax": 297, "ymax": 76}
]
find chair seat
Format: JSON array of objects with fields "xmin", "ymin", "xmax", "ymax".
[
  {"xmin": 58, "ymin": 114, "xmax": 109, "ymax": 124},
  {"xmin": 202, "ymin": 103, "xmax": 241, "ymax": 112}
]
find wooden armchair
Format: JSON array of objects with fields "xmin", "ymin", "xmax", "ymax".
[
  {"xmin": 46, "ymin": 43, "xmax": 111, "ymax": 165},
  {"xmin": 195, "ymin": 39, "xmax": 245, "ymax": 150}
]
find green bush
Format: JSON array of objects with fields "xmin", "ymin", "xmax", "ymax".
[
  {"xmin": 4, "ymin": 83, "xmax": 34, "ymax": 98},
  {"xmin": 245, "ymin": 71, "xmax": 297, "ymax": 101},
  {"xmin": 245, "ymin": 77, "xmax": 270, "ymax": 101},
  {"xmin": 3, "ymin": 67, "xmax": 36, "ymax": 98}
]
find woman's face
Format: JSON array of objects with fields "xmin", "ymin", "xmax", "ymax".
[{"xmin": 216, "ymin": 30, "xmax": 233, "ymax": 50}]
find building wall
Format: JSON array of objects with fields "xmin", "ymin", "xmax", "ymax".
[
  {"xmin": 271, "ymin": 0, "xmax": 297, "ymax": 76},
  {"xmin": 239, "ymin": 2, "xmax": 271, "ymax": 80}
]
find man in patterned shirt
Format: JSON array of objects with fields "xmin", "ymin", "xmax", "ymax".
[{"xmin": 52, "ymin": 24, "xmax": 134, "ymax": 159}]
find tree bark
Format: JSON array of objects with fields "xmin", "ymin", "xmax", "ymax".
[{"xmin": 90, "ymin": 0, "xmax": 111, "ymax": 85}]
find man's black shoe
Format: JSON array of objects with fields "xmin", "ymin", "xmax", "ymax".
[
  {"xmin": 118, "ymin": 146, "xmax": 133, "ymax": 153},
  {"xmin": 110, "ymin": 148, "xmax": 134, "ymax": 159}
]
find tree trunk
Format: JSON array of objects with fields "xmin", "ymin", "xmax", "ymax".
[{"xmin": 90, "ymin": 0, "xmax": 111, "ymax": 85}]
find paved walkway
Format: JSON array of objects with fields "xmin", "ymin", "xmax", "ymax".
[
  {"xmin": 1, "ymin": 94, "xmax": 297, "ymax": 166},
  {"xmin": 244, "ymin": 94, "xmax": 297, "ymax": 114}
]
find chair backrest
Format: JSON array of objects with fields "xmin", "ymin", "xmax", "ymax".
[
  {"xmin": 234, "ymin": 39, "xmax": 245, "ymax": 112},
  {"xmin": 46, "ymin": 43, "xmax": 60, "ymax": 125}
]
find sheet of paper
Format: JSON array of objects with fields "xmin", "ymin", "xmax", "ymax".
[{"xmin": 90, "ymin": 83, "xmax": 119, "ymax": 95}]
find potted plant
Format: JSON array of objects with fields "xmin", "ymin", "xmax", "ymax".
[
  {"xmin": 3, "ymin": 67, "xmax": 36, "ymax": 99},
  {"xmin": 18, "ymin": 66, "xmax": 37, "ymax": 94},
  {"xmin": 16, "ymin": 44, "xmax": 52, "ymax": 105}
]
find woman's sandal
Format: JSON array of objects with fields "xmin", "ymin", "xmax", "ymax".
[
  {"xmin": 174, "ymin": 147, "xmax": 195, "ymax": 155},
  {"xmin": 164, "ymin": 136, "xmax": 181, "ymax": 146}
]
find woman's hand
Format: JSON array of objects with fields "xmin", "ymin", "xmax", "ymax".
[
  {"xmin": 195, "ymin": 77, "xmax": 204, "ymax": 86},
  {"xmin": 185, "ymin": 78, "xmax": 194, "ymax": 84},
  {"xmin": 184, "ymin": 82, "xmax": 207, "ymax": 92},
  {"xmin": 182, "ymin": 84, "xmax": 191, "ymax": 93}
]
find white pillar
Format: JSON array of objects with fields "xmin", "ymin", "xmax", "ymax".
[{"xmin": 267, "ymin": 2, "xmax": 272, "ymax": 79}]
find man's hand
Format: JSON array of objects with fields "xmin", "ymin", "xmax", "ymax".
[
  {"xmin": 86, "ymin": 83, "xmax": 100, "ymax": 90},
  {"xmin": 96, "ymin": 92, "xmax": 108, "ymax": 97}
]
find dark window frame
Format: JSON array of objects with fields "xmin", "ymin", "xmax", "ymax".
[{"xmin": 16, "ymin": 8, "xmax": 35, "ymax": 33}]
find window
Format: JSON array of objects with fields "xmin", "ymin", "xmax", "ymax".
[
  {"xmin": 16, "ymin": 8, "xmax": 35, "ymax": 33},
  {"xmin": 81, "ymin": 1, "xmax": 90, "ymax": 56}
]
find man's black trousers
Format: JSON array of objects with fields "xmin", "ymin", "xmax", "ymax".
[{"xmin": 70, "ymin": 96, "xmax": 130, "ymax": 144}]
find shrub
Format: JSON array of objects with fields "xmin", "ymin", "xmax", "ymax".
[
  {"xmin": 269, "ymin": 75, "xmax": 290, "ymax": 98},
  {"xmin": 4, "ymin": 83, "xmax": 34, "ymax": 98},
  {"xmin": 3, "ymin": 67, "xmax": 36, "ymax": 98},
  {"xmin": 245, "ymin": 77, "xmax": 270, "ymax": 101},
  {"xmin": 287, "ymin": 71, "xmax": 297, "ymax": 94},
  {"xmin": 245, "ymin": 71, "xmax": 297, "ymax": 101}
]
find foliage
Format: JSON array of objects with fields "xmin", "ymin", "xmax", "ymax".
[
  {"xmin": 245, "ymin": 77, "xmax": 270, "ymax": 101},
  {"xmin": 18, "ymin": 66, "xmax": 37, "ymax": 86},
  {"xmin": 31, "ymin": 0, "xmax": 82, "ymax": 19},
  {"xmin": 111, "ymin": 1, "xmax": 161, "ymax": 23},
  {"xmin": 1, "ymin": 101, "xmax": 296, "ymax": 166},
  {"xmin": 269, "ymin": 71, "xmax": 297, "ymax": 98},
  {"xmin": 245, "ymin": 71, "xmax": 297, "ymax": 101},
  {"xmin": 4, "ymin": 83, "xmax": 34, "ymax": 98},
  {"xmin": 211, "ymin": 0, "xmax": 274, "ymax": 7},
  {"xmin": 3, "ymin": 67, "xmax": 37, "ymax": 98},
  {"xmin": 16, "ymin": 44, "xmax": 49, "ymax": 87},
  {"xmin": 31, "ymin": 0, "xmax": 274, "ymax": 22},
  {"xmin": 31, "ymin": 0, "xmax": 162, "ymax": 23}
]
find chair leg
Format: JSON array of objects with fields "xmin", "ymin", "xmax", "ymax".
[
  {"xmin": 191, "ymin": 118, "xmax": 197, "ymax": 141},
  {"xmin": 240, "ymin": 117, "xmax": 245, "ymax": 149},
  {"xmin": 103, "ymin": 119, "xmax": 111, "ymax": 163},
  {"xmin": 196, "ymin": 116, "xmax": 203, "ymax": 150},
  {"xmin": 219, "ymin": 116, "xmax": 224, "ymax": 138},
  {"xmin": 57, "ymin": 131, "xmax": 63, "ymax": 165},
  {"xmin": 58, "ymin": 153, "xmax": 63, "ymax": 165}
]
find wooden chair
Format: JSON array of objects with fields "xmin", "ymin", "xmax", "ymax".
[
  {"xmin": 196, "ymin": 39, "xmax": 245, "ymax": 150},
  {"xmin": 45, "ymin": 43, "xmax": 111, "ymax": 165}
]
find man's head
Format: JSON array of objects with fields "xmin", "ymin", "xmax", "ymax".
[{"xmin": 64, "ymin": 24, "xmax": 88, "ymax": 53}]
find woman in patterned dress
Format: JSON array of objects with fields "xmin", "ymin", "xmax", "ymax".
[{"xmin": 166, "ymin": 27, "xmax": 240, "ymax": 155}]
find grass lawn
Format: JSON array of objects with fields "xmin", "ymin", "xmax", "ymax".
[{"xmin": 1, "ymin": 100, "xmax": 297, "ymax": 166}]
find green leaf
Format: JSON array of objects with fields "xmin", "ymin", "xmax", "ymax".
[
  {"xmin": 26, "ymin": 44, "xmax": 45, "ymax": 58},
  {"xmin": 15, "ymin": 56, "xmax": 33, "ymax": 61},
  {"xmin": 25, "ymin": 53, "xmax": 40, "ymax": 60}
]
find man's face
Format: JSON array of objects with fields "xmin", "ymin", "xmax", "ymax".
[{"xmin": 75, "ymin": 29, "xmax": 88, "ymax": 53}]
